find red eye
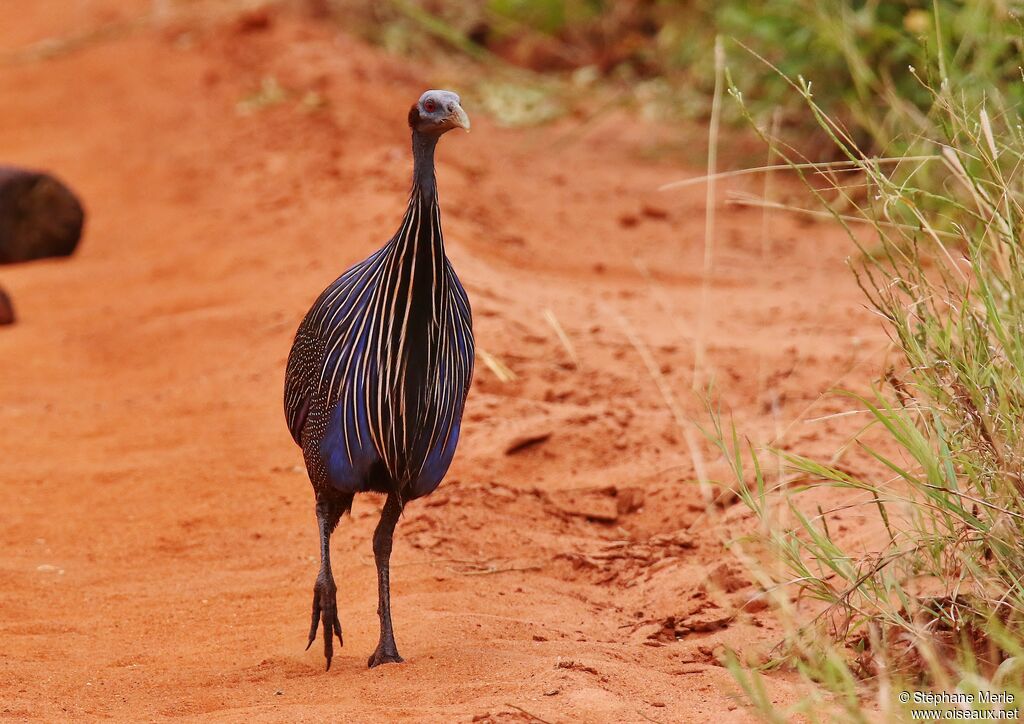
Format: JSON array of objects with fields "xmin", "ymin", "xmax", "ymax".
[{"xmin": 424, "ymin": 99, "xmax": 437, "ymax": 113}]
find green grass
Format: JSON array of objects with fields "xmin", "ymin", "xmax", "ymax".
[
  {"xmin": 711, "ymin": 0, "xmax": 1024, "ymax": 149},
  {"xmin": 322, "ymin": 1, "xmax": 1024, "ymax": 149},
  {"xmin": 705, "ymin": 7, "xmax": 1024, "ymax": 720}
]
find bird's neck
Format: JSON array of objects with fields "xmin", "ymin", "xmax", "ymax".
[
  {"xmin": 411, "ymin": 130, "xmax": 440, "ymax": 199},
  {"xmin": 401, "ymin": 129, "xmax": 444, "ymax": 262}
]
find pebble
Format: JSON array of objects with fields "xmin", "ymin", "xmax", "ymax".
[{"xmin": 0, "ymin": 287, "xmax": 13, "ymax": 326}]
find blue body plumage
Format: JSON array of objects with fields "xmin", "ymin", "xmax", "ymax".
[{"xmin": 284, "ymin": 109, "xmax": 473, "ymax": 505}]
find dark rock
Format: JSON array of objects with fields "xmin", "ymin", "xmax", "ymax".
[
  {"xmin": 0, "ymin": 166, "xmax": 84, "ymax": 264},
  {"xmin": 0, "ymin": 286, "xmax": 13, "ymax": 325}
]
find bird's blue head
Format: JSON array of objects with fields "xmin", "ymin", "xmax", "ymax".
[{"xmin": 408, "ymin": 90, "xmax": 470, "ymax": 136}]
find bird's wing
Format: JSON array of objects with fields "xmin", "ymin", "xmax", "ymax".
[{"xmin": 283, "ymin": 247, "xmax": 389, "ymax": 446}]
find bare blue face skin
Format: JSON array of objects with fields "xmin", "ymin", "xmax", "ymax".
[{"xmin": 412, "ymin": 90, "xmax": 470, "ymax": 135}]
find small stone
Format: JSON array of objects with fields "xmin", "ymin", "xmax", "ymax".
[
  {"xmin": 0, "ymin": 287, "xmax": 13, "ymax": 326},
  {"xmin": 36, "ymin": 564, "xmax": 59, "ymax": 573},
  {"xmin": 274, "ymin": 690, "xmax": 283, "ymax": 696},
  {"xmin": 0, "ymin": 166, "xmax": 85, "ymax": 264},
  {"xmin": 544, "ymin": 688, "xmax": 560, "ymax": 696}
]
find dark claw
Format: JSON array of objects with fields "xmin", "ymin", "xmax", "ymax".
[{"xmin": 306, "ymin": 577, "xmax": 342, "ymax": 669}]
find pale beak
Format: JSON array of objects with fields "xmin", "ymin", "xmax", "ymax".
[{"xmin": 448, "ymin": 104, "xmax": 470, "ymax": 131}]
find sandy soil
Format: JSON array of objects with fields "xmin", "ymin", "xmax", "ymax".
[{"xmin": 0, "ymin": 2, "xmax": 887, "ymax": 721}]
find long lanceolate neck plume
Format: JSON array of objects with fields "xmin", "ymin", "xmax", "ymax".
[{"xmin": 366, "ymin": 128, "xmax": 457, "ymax": 491}]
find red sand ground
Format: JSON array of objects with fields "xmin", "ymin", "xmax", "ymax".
[{"xmin": 0, "ymin": 2, "xmax": 887, "ymax": 721}]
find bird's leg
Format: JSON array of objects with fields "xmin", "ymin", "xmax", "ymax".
[
  {"xmin": 367, "ymin": 493, "xmax": 404, "ymax": 668},
  {"xmin": 307, "ymin": 497, "xmax": 343, "ymax": 670}
]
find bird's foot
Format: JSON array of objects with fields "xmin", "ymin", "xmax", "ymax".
[
  {"xmin": 306, "ymin": 574, "xmax": 343, "ymax": 670},
  {"xmin": 367, "ymin": 643, "xmax": 404, "ymax": 668}
]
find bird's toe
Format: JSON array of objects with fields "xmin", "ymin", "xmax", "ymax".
[
  {"xmin": 306, "ymin": 577, "xmax": 343, "ymax": 670},
  {"xmin": 367, "ymin": 648, "xmax": 404, "ymax": 668},
  {"xmin": 306, "ymin": 593, "xmax": 321, "ymax": 651}
]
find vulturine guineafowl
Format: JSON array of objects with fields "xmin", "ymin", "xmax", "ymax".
[{"xmin": 284, "ymin": 90, "xmax": 474, "ymax": 669}]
